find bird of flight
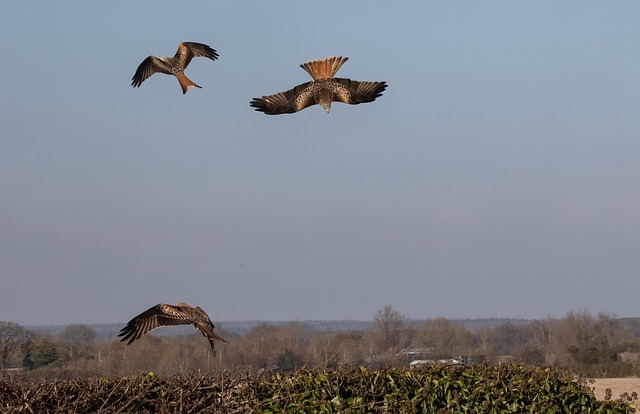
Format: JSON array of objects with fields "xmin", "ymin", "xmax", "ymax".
[
  {"xmin": 250, "ymin": 56, "xmax": 387, "ymax": 115},
  {"xmin": 131, "ymin": 42, "xmax": 219, "ymax": 94},
  {"xmin": 118, "ymin": 302, "xmax": 227, "ymax": 352}
]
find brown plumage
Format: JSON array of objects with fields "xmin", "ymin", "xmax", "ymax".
[
  {"xmin": 118, "ymin": 302, "xmax": 227, "ymax": 352},
  {"xmin": 131, "ymin": 42, "xmax": 219, "ymax": 94},
  {"xmin": 250, "ymin": 56, "xmax": 387, "ymax": 115}
]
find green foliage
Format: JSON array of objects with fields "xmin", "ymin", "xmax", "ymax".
[
  {"xmin": 251, "ymin": 365, "xmax": 634, "ymax": 413},
  {"xmin": 0, "ymin": 365, "xmax": 634, "ymax": 413}
]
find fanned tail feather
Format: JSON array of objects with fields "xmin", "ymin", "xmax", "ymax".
[
  {"xmin": 300, "ymin": 56, "xmax": 349, "ymax": 80},
  {"xmin": 176, "ymin": 73, "xmax": 201, "ymax": 94}
]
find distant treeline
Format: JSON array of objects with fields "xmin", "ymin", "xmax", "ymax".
[
  {"xmin": 3, "ymin": 307, "xmax": 640, "ymax": 378},
  {"xmin": 24, "ymin": 317, "xmax": 530, "ymax": 340}
]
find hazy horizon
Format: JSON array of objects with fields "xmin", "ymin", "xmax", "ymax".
[{"xmin": 2, "ymin": 2, "xmax": 639, "ymax": 326}]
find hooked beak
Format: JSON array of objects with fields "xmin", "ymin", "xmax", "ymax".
[{"xmin": 320, "ymin": 102, "xmax": 331, "ymax": 113}]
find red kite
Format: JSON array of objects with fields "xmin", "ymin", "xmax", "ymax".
[
  {"xmin": 118, "ymin": 302, "xmax": 227, "ymax": 352},
  {"xmin": 250, "ymin": 56, "xmax": 387, "ymax": 114},
  {"xmin": 132, "ymin": 42, "xmax": 218, "ymax": 94}
]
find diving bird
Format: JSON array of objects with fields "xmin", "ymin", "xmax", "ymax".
[
  {"xmin": 118, "ymin": 302, "xmax": 227, "ymax": 352},
  {"xmin": 250, "ymin": 56, "xmax": 387, "ymax": 114},
  {"xmin": 131, "ymin": 42, "xmax": 219, "ymax": 94}
]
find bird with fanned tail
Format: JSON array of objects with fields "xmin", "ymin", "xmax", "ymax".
[
  {"xmin": 250, "ymin": 56, "xmax": 387, "ymax": 114},
  {"xmin": 131, "ymin": 42, "xmax": 219, "ymax": 94},
  {"xmin": 118, "ymin": 302, "xmax": 227, "ymax": 353}
]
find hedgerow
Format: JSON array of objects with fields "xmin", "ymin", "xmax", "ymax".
[{"xmin": 0, "ymin": 365, "xmax": 634, "ymax": 413}]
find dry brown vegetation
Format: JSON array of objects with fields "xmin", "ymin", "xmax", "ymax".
[{"xmin": 1, "ymin": 366, "xmax": 636, "ymax": 413}]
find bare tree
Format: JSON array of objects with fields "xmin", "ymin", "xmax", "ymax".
[
  {"xmin": 527, "ymin": 317, "xmax": 558, "ymax": 364},
  {"xmin": 331, "ymin": 332, "xmax": 365, "ymax": 367},
  {"xmin": 420, "ymin": 317, "xmax": 473, "ymax": 358},
  {"xmin": 59, "ymin": 324, "xmax": 96, "ymax": 361},
  {"xmin": 20, "ymin": 330, "xmax": 36, "ymax": 370},
  {"xmin": 0, "ymin": 321, "xmax": 26, "ymax": 368},
  {"xmin": 593, "ymin": 312, "xmax": 620, "ymax": 347},
  {"xmin": 487, "ymin": 322, "xmax": 528, "ymax": 356},
  {"xmin": 554, "ymin": 310, "xmax": 621, "ymax": 365},
  {"xmin": 372, "ymin": 305, "xmax": 408, "ymax": 354},
  {"xmin": 229, "ymin": 323, "xmax": 276, "ymax": 370},
  {"xmin": 558, "ymin": 310, "xmax": 596, "ymax": 349}
]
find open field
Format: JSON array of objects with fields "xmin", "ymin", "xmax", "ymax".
[{"xmin": 592, "ymin": 378, "xmax": 640, "ymax": 409}]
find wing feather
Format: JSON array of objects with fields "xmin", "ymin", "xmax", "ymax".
[
  {"xmin": 250, "ymin": 81, "xmax": 316, "ymax": 115},
  {"xmin": 178, "ymin": 42, "xmax": 219, "ymax": 69},
  {"xmin": 131, "ymin": 56, "xmax": 173, "ymax": 88},
  {"xmin": 331, "ymin": 78, "xmax": 387, "ymax": 105},
  {"xmin": 118, "ymin": 304, "xmax": 193, "ymax": 344}
]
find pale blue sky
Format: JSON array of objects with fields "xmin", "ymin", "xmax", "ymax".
[{"xmin": 1, "ymin": 2, "xmax": 639, "ymax": 325}]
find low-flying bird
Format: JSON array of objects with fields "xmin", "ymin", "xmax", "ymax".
[
  {"xmin": 131, "ymin": 42, "xmax": 219, "ymax": 94},
  {"xmin": 250, "ymin": 56, "xmax": 387, "ymax": 115},
  {"xmin": 118, "ymin": 302, "xmax": 227, "ymax": 352}
]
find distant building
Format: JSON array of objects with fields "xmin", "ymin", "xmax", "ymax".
[
  {"xmin": 409, "ymin": 359, "xmax": 435, "ymax": 367},
  {"xmin": 457, "ymin": 355, "xmax": 486, "ymax": 365}
]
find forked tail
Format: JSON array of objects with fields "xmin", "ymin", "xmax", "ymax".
[
  {"xmin": 300, "ymin": 56, "xmax": 349, "ymax": 80},
  {"xmin": 176, "ymin": 73, "xmax": 202, "ymax": 94}
]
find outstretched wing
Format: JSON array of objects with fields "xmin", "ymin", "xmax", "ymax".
[
  {"xmin": 118, "ymin": 304, "xmax": 193, "ymax": 345},
  {"xmin": 331, "ymin": 78, "xmax": 387, "ymax": 105},
  {"xmin": 131, "ymin": 56, "xmax": 173, "ymax": 88},
  {"xmin": 250, "ymin": 81, "xmax": 317, "ymax": 115},
  {"xmin": 177, "ymin": 42, "xmax": 219, "ymax": 69}
]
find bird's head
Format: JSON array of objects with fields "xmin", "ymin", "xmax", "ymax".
[
  {"xmin": 320, "ymin": 101, "xmax": 332, "ymax": 113},
  {"xmin": 317, "ymin": 87, "xmax": 333, "ymax": 113}
]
